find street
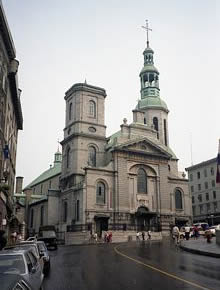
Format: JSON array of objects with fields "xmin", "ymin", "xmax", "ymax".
[{"xmin": 43, "ymin": 239, "xmax": 220, "ymax": 290}]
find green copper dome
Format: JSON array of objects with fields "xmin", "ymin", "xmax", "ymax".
[{"xmin": 137, "ymin": 97, "xmax": 168, "ymax": 112}]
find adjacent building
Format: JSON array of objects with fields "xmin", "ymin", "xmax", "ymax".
[
  {"xmin": 0, "ymin": 2, "xmax": 23, "ymax": 232},
  {"xmin": 186, "ymin": 157, "xmax": 220, "ymax": 225}
]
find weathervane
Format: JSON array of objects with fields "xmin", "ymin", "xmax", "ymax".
[{"xmin": 141, "ymin": 20, "xmax": 152, "ymax": 48}]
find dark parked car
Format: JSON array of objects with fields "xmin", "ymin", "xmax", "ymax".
[
  {"xmin": 38, "ymin": 225, "xmax": 57, "ymax": 250},
  {"xmin": 0, "ymin": 273, "xmax": 32, "ymax": 290}
]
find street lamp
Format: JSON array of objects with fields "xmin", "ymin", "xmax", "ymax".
[{"xmin": 210, "ymin": 215, "xmax": 214, "ymax": 226}]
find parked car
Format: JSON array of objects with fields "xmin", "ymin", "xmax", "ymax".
[
  {"xmin": 209, "ymin": 225, "xmax": 220, "ymax": 236},
  {"xmin": 26, "ymin": 237, "xmax": 37, "ymax": 242},
  {"xmin": 0, "ymin": 249, "xmax": 44, "ymax": 290},
  {"xmin": 4, "ymin": 241, "xmax": 44, "ymax": 271},
  {"xmin": 38, "ymin": 225, "xmax": 57, "ymax": 250},
  {"xmin": 0, "ymin": 273, "xmax": 32, "ymax": 290}
]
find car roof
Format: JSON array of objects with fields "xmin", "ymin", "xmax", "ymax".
[
  {"xmin": 0, "ymin": 249, "xmax": 28, "ymax": 255},
  {"xmin": 0, "ymin": 273, "xmax": 31, "ymax": 290}
]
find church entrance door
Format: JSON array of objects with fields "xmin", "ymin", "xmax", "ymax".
[
  {"xmin": 135, "ymin": 206, "xmax": 155, "ymax": 231},
  {"xmin": 94, "ymin": 215, "xmax": 109, "ymax": 238}
]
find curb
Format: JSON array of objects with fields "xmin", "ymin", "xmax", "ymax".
[{"xmin": 179, "ymin": 243, "xmax": 220, "ymax": 258}]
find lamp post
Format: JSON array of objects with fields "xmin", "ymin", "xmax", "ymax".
[{"xmin": 210, "ymin": 215, "xmax": 214, "ymax": 226}]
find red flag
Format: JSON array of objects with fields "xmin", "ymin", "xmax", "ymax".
[{"xmin": 216, "ymin": 139, "xmax": 220, "ymax": 184}]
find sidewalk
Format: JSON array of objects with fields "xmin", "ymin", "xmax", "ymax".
[{"xmin": 180, "ymin": 237, "xmax": 220, "ymax": 258}]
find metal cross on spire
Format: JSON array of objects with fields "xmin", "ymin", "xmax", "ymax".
[{"xmin": 141, "ymin": 20, "xmax": 152, "ymax": 48}]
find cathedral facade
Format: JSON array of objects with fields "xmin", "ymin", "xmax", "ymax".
[{"xmin": 59, "ymin": 40, "xmax": 192, "ymax": 238}]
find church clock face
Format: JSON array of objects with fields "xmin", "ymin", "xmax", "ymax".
[{"xmin": 88, "ymin": 127, "xmax": 96, "ymax": 133}]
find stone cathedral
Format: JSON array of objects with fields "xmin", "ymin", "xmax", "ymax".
[{"xmin": 59, "ymin": 33, "xmax": 192, "ymax": 240}]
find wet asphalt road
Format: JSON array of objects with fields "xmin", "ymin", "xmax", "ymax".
[{"xmin": 43, "ymin": 239, "xmax": 220, "ymax": 290}]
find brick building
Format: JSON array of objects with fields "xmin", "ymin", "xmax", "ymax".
[{"xmin": 0, "ymin": 2, "xmax": 23, "ymax": 233}]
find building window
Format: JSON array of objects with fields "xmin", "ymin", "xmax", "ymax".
[
  {"xmin": 198, "ymin": 184, "xmax": 201, "ymax": 191},
  {"xmin": 210, "ymin": 167, "xmax": 214, "ymax": 175},
  {"xmin": 199, "ymin": 205, "xmax": 203, "ymax": 214},
  {"xmin": 69, "ymin": 102, "xmax": 72, "ymax": 120},
  {"xmin": 40, "ymin": 206, "xmax": 44, "ymax": 226},
  {"xmin": 63, "ymin": 201, "xmax": 68, "ymax": 223},
  {"xmin": 205, "ymin": 181, "xmax": 208, "ymax": 189},
  {"xmin": 76, "ymin": 200, "xmax": 80, "ymax": 221},
  {"xmin": 191, "ymin": 185, "xmax": 194, "ymax": 193},
  {"xmin": 89, "ymin": 100, "xmax": 96, "ymax": 117},
  {"xmin": 206, "ymin": 192, "xmax": 209, "ymax": 201},
  {"xmin": 213, "ymin": 191, "xmax": 216, "ymax": 199},
  {"xmin": 49, "ymin": 180, "xmax": 52, "ymax": 189},
  {"xmin": 144, "ymin": 117, "xmax": 146, "ymax": 124},
  {"xmin": 192, "ymin": 206, "xmax": 196, "ymax": 216},
  {"xmin": 204, "ymin": 168, "xmax": 207, "ymax": 177},
  {"xmin": 211, "ymin": 180, "xmax": 215, "ymax": 187},
  {"xmin": 66, "ymin": 147, "xmax": 70, "ymax": 168},
  {"xmin": 206, "ymin": 203, "xmax": 210, "ymax": 212},
  {"xmin": 190, "ymin": 173, "xmax": 193, "ymax": 181},
  {"xmin": 163, "ymin": 119, "xmax": 167, "ymax": 146},
  {"xmin": 197, "ymin": 172, "xmax": 200, "ymax": 179},
  {"xmin": 153, "ymin": 117, "xmax": 159, "ymax": 139},
  {"xmin": 88, "ymin": 146, "xmax": 96, "ymax": 167},
  {"xmin": 137, "ymin": 168, "xmax": 147, "ymax": 193},
  {"xmin": 96, "ymin": 182, "xmax": 106, "ymax": 204},
  {"xmin": 30, "ymin": 209, "xmax": 34, "ymax": 228},
  {"xmin": 213, "ymin": 202, "xmax": 218, "ymax": 212},
  {"xmin": 40, "ymin": 184, "xmax": 43, "ymax": 194},
  {"xmin": 198, "ymin": 194, "xmax": 202, "ymax": 202},
  {"xmin": 192, "ymin": 196, "xmax": 195, "ymax": 203},
  {"xmin": 175, "ymin": 189, "xmax": 183, "ymax": 210}
]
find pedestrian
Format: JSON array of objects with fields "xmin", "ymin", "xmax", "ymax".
[
  {"xmin": 108, "ymin": 232, "xmax": 112, "ymax": 243},
  {"xmin": 184, "ymin": 224, "xmax": 190, "ymax": 241},
  {"xmin": 172, "ymin": 225, "xmax": 180, "ymax": 246},
  {"xmin": 142, "ymin": 231, "xmax": 145, "ymax": 241},
  {"xmin": 136, "ymin": 231, "xmax": 140, "ymax": 241},
  {"xmin": 94, "ymin": 232, "xmax": 98, "ymax": 243},
  {"xmin": 205, "ymin": 228, "xmax": 212, "ymax": 243},
  {"xmin": 0, "ymin": 230, "xmax": 7, "ymax": 250},
  {"xmin": 147, "ymin": 230, "xmax": 151, "ymax": 240}
]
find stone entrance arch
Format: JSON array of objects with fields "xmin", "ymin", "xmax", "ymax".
[{"xmin": 135, "ymin": 206, "xmax": 156, "ymax": 231}]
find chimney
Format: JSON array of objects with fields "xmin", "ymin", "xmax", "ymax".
[{"xmin": 16, "ymin": 176, "xmax": 24, "ymax": 194}]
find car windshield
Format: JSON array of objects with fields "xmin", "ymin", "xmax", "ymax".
[
  {"xmin": 0, "ymin": 255, "xmax": 25, "ymax": 274},
  {"xmin": 41, "ymin": 230, "xmax": 56, "ymax": 238}
]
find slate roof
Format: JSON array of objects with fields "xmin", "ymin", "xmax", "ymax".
[{"xmin": 24, "ymin": 163, "xmax": 61, "ymax": 190}]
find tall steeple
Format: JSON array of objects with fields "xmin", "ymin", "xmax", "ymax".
[{"xmin": 140, "ymin": 20, "xmax": 160, "ymax": 99}]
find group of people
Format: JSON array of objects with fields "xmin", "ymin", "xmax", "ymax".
[
  {"xmin": 136, "ymin": 230, "xmax": 151, "ymax": 241},
  {"xmin": 104, "ymin": 231, "xmax": 112, "ymax": 243}
]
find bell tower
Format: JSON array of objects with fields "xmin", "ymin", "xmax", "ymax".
[{"xmin": 137, "ymin": 20, "xmax": 169, "ymax": 147}]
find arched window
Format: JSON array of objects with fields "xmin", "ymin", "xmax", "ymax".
[
  {"xmin": 88, "ymin": 146, "xmax": 96, "ymax": 167},
  {"xmin": 40, "ymin": 206, "xmax": 44, "ymax": 226},
  {"xmin": 137, "ymin": 168, "xmax": 147, "ymax": 193},
  {"xmin": 30, "ymin": 209, "xmax": 34, "ymax": 228},
  {"xmin": 175, "ymin": 189, "xmax": 183, "ymax": 209},
  {"xmin": 164, "ymin": 119, "xmax": 167, "ymax": 146},
  {"xmin": 66, "ymin": 147, "xmax": 70, "ymax": 168},
  {"xmin": 144, "ymin": 117, "xmax": 146, "ymax": 124},
  {"xmin": 153, "ymin": 117, "xmax": 159, "ymax": 139},
  {"xmin": 96, "ymin": 182, "xmax": 106, "ymax": 204},
  {"xmin": 89, "ymin": 100, "xmax": 96, "ymax": 117},
  {"xmin": 63, "ymin": 201, "xmax": 68, "ymax": 222},
  {"xmin": 69, "ymin": 102, "xmax": 72, "ymax": 120}
]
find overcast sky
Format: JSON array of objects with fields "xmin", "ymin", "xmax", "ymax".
[{"xmin": 2, "ymin": 0, "xmax": 219, "ymax": 187}]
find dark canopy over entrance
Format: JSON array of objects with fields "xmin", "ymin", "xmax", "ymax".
[
  {"xmin": 94, "ymin": 215, "xmax": 109, "ymax": 237},
  {"xmin": 135, "ymin": 206, "xmax": 156, "ymax": 231}
]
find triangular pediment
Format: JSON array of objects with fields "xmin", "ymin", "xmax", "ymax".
[{"xmin": 115, "ymin": 138, "xmax": 172, "ymax": 159}]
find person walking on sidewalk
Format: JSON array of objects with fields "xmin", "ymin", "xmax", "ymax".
[
  {"xmin": 142, "ymin": 231, "xmax": 145, "ymax": 241},
  {"xmin": 185, "ymin": 224, "xmax": 190, "ymax": 241},
  {"xmin": 172, "ymin": 225, "xmax": 180, "ymax": 246}
]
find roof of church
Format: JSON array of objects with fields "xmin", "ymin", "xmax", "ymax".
[
  {"xmin": 137, "ymin": 96, "xmax": 168, "ymax": 112},
  {"xmin": 24, "ymin": 162, "xmax": 61, "ymax": 190},
  {"xmin": 107, "ymin": 131, "xmax": 177, "ymax": 159}
]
